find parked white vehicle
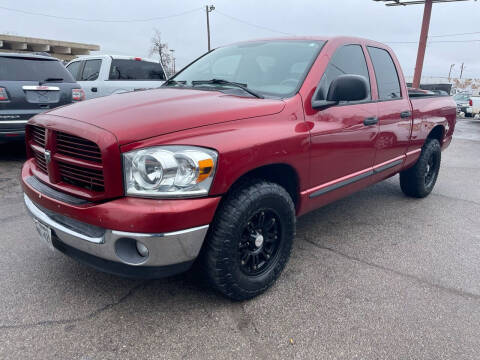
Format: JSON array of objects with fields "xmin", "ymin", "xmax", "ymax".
[
  {"xmin": 470, "ymin": 96, "xmax": 480, "ymax": 117},
  {"xmin": 65, "ymin": 55, "xmax": 166, "ymax": 100}
]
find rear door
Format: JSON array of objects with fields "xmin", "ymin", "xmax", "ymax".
[
  {"xmin": 0, "ymin": 56, "xmax": 78, "ymax": 127},
  {"xmin": 367, "ymin": 46, "xmax": 412, "ymax": 167}
]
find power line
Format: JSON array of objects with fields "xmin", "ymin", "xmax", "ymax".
[
  {"xmin": 215, "ymin": 10, "xmax": 295, "ymax": 36},
  {"xmin": 0, "ymin": 5, "xmax": 202, "ymax": 23},
  {"xmin": 430, "ymin": 31, "xmax": 480, "ymax": 38},
  {"xmin": 386, "ymin": 39, "xmax": 480, "ymax": 44}
]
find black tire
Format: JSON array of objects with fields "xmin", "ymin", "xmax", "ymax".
[
  {"xmin": 200, "ymin": 180, "xmax": 295, "ymax": 301},
  {"xmin": 400, "ymin": 138, "xmax": 441, "ymax": 198}
]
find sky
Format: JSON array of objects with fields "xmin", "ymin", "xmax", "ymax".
[{"xmin": 1, "ymin": 0, "xmax": 479, "ymax": 78}]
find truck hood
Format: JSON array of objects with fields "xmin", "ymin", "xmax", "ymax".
[{"xmin": 47, "ymin": 88, "xmax": 285, "ymax": 145}]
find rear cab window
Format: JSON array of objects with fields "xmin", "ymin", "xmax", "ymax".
[
  {"xmin": 0, "ymin": 56, "xmax": 75, "ymax": 82},
  {"xmin": 109, "ymin": 59, "xmax": 166, "ymax": 81},
  {"xmin": 367, "ymin": 47, "xmax": 402, "ymax": 100},
  {"xmin": 316, "ymin": 44, "xmax": 371, "ymax": 103}
]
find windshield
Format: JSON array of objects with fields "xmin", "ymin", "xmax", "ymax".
[
  {"xmin": 0, "ymin": 57, "xmax": 75, "ymax": 82},
  {"xmin": 168, "ymin": 40, "xmax": 325, "ymax": 98}
]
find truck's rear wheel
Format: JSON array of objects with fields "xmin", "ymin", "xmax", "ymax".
[
  {"xmin": 201, "ymin": 180, "xmax": 295, "ymax": 300},
  {"xmin": 400, "ymin": 138, "xmax": 441, "ymax": 198}
]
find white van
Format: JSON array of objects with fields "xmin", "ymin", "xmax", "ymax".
[{"xmin": 65, "ymin": 55, "xmax": 166, "ymax": 100}]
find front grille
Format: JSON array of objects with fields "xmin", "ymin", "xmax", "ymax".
[
  {"xmin": 33, "ymin": 150, "xmax": 47, "ymax": 173},
  {"xmin": 58, "ymin": 161, "xmax": 105, "ymax": 192},
  {"xmin": 56, "ymin": 132, "xmax": 102, "ymax": 163},
  {"xmin": 31, "ymin": 125, "xmax": 46, "ymax": 147},
  {"xmin": 29, "ymin": 126, "xmax": 105, "ymax": 193}
]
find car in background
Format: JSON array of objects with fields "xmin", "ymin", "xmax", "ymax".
[
  {"xmin": 453, "ymin": 92, "xmax": 473, "ymax": 117},
  {"xmin": 470, "ymin": 96, "xmax": 480, "ymax": 118},
  {"xmin": 0, "ymin": 53, "xmax": 84, "ymax": 142},
  {"xmin": 65, "ymin": 55, "xmax": 166, "ymax": 100}
]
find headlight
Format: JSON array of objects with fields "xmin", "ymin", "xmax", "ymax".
[{"xmin": 123, "ymin": 146, "xmax": 217, "ymax": 198}]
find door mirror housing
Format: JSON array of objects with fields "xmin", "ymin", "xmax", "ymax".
[
  {"xmin": 327, "ymin": 74, "xmax": 369, "ymax": 102},
  {"xmin": 312, "ymin": 74, "xmax": 369, "ymax": 110}
]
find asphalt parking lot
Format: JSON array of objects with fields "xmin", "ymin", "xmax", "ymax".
[{"xmin": 0, "ymin": 118, "xmax": 479, "ymax": 359}]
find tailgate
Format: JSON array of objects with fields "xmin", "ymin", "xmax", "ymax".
[{"xmin": 0, "ymin": 81, "xmax": 77, "ymax": 112}]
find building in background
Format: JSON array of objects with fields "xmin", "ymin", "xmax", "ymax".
[{"xmin": 0, "ymin": 34, "xmax": 99, "ymax": 62}]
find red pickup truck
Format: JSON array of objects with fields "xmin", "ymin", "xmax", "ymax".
[{"xmin": 22, "ymin": 37, "xmax": 456, "ymax": 300}]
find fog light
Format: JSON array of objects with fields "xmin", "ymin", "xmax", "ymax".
[{"xmin": 136, "ymin": 241, "xmax": 149, "ymax": 257}]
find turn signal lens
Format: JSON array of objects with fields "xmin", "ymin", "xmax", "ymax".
[{"xmin": 198, "ymin": 158, "xmax": 214, "ymax": 182}]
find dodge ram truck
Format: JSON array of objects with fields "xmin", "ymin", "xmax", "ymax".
[{"xmin": 22, "ymin": 37, "xmax": 456, "ymax": 300}]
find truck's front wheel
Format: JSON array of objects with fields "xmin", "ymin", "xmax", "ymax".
[
  {"xmin": 400, "ymin": 138, "xmax": 441, "ymax": 198},
  {"xmin": 201, "ymin": 180, "xmax": 295, "ymax": 300}
]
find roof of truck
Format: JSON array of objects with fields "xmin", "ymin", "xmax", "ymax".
[
  {"xmin": 68, "ymin": 54, "xmax": 159, "ymax": 63},
  {"xmin": 224, "ymin": 36, "xmax": 387, "ymax": 45},
  {"xmin": 216, "ymin": 36, "xmax": 392, "ymax": 52}
]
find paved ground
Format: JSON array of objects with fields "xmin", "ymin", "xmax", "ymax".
[{"xmin": 0, "ymin": 119, "xmax": 479, "ymax": 359}]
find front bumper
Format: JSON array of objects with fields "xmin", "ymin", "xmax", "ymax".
[
  {"xmin": 0, "ymin": 120, "xmax": 28, "ymax": 140},
  {"xmin": 24, "ymin": 193, "xmax": 210, "ymax": 278}
]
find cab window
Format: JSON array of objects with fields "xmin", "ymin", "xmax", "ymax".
[
  {"xmin": 317, "ymin": 44, "xmax": 371, "ymax": 103},
  {"xmin": 367, "ymin": 46, "xmax": 402, "ymax": 100}
]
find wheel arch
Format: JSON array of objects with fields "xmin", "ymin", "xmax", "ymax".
[
  {"xmin": 427, "ymin": 125, "xmax": 445, "ymax": 145},
  {"xmin": 224, "ymin": 163, "xmax": 300, "ymax": 211}
]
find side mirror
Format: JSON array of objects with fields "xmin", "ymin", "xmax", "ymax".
[
  {"xmin": 327, "ymin": 74, "xmax": 368, "ymax": 102},
  {"xmin": 312, "ymin": 74, "xmax": 369, "ymax": 110}
]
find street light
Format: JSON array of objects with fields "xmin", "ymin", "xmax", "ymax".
[
  {"xmin": 206, "ymin": 5, "xmax": 215, "ymax": 51},
  {"xmin": 170, "ymin": 49, "xmax": 175, "ymax": 75},
  {"xmin": 448, "ymin": 64, "xmax": 455, "ymax": 81}
]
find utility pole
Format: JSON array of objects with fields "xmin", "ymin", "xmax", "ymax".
[
  {"xmin": 376, "ymin": 1, "xmax": 475, "ymax": 89},
  {"xmin": 459, "ymin": 62, "xmax": 465, "ymax": 79},
  {"xmin": 448, "ymin": 64, "xmax": 455, "ymax": 82},
  {"xmin": 170, "ymin": 49, "xmax": 175, "ymax": 75},
  {"xmin": 412, "ymin": 0, "xmax": 432, "ymax": 89},
  {"xmin": 206, "ymin": 5, "xmax": 215, "ymax": 51}
]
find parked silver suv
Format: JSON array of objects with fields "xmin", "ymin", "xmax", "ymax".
[{"xmin": 0, "ymin": 53, "xmax": 84, "ymax": 142}]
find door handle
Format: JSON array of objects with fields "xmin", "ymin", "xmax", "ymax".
[
  {"xmin": 91, "ymin": 87, "xmax": 98, "ymax": 92},
  {"xmin": 400, "ymin": 111, "xmax": 411, "ymax": 118},
  {"xmin": 363, "ymin": 117, "xmax": 378, "ymax": 126}
]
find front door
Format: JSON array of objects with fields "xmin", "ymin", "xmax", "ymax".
[{"xmin": 305, "ymin": 44, "xmax": 378, "ymax": 198}]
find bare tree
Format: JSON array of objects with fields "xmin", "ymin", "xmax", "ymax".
[{"xmin": 150, "ymin": 29, "xmax": 171, "ymax": 75}]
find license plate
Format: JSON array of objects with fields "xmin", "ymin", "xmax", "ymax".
[{"xmin": 34, "ymin": 219, "xmax": 54, "ymax": 251}]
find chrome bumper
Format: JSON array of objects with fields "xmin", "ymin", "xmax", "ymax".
[{"xmin": 24, "ymin": 194, "xmax": 209, "ymax": 267}]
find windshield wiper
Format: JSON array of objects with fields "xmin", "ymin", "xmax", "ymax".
[
  {"xmin": 40, "ymin": 77, "xmax": 63, "ymax": 84},
  {"xmin": 191, "ymin": 79, "xmax": 264, "ymax": 99},
  {"xmin": 163, "ymin": 79, "xmax": 187, "ymax": 86}
]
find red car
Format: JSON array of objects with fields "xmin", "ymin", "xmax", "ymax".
[{"xmin": 22, "ymin": 37, "xmax": 456, "ymax": 300}]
